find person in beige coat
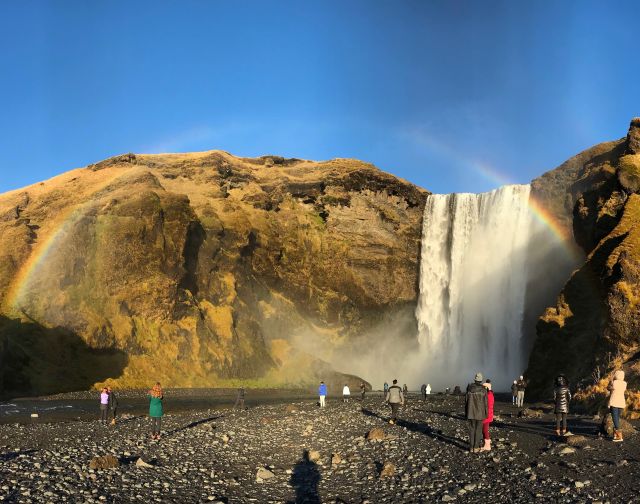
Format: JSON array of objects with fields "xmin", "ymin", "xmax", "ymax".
[{"xmin": 608, "ymin": 370, "xmax": 627, "ymax": 442}]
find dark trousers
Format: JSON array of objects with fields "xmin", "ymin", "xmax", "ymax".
[
  {"xmin": 555, "ymin": 412, "xmax": 567, "ymax": 431},
  {"xmin": 110, "ymin": 408, "xmax": 117, "ymax": 421},
  {"xmin": 611, "ymin": 407, "xmax": 622, "ymax": 430},
  {"xmin": 468, "ymin": 419, "xmax": 483, "ymax": 450},
  {"xmin": 100, "ymin": 405, "xmax": 108, "ymax": 423},
  {"xmin": 390, "ymin": 403, "xmax": 400, "ymax": 420},
  {"xmin": 151, "ymin": 416, "xmax": 162, "ymax": 435}
]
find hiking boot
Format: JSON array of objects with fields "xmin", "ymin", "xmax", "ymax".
[{"xmin": 613, "ymin": 430, "xmax": 623, "ymax": 442}]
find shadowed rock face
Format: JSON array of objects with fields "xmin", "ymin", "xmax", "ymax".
[
  {"xmin": 527, "ymin": 118, "xmax": 640, "ymax": 410},
  {"xmin": 0, "ymin": 152, "xmax": 427, "ymax": 393}
]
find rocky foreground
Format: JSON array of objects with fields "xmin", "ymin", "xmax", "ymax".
[{"xmin": 0, "ymin": 394, "xmax": 637, "ymax": 503}]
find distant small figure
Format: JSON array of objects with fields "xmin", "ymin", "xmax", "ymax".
[
  {"xmin": 445, "ymin": 387, "xmax": 450, "ymax": 395},
  {"xmin": 107, "ymin": 386, "xmax": 118, "ymax": 425},
  {"xmin": 342, "ymin": 384, "xmax": 351, "ymax": 402},
  {"xmin": 318, "ymin": 381, "xmax": 327, "ymax": 408},
  {"xmin": 147, "ymin": 382, "xmax": 164, "ymax": 440},
  {"xmin": 383, "ymin": 382, "xmax": 389, "ymax": 394},
  {"xmin": 99, "ymin": 387, "xmax": 109, "ymax": 425},
  {"xmin": 481, "ymin": 379, "xmax": 494, "ymax": 451},
  {"xmin": 465, "ymin": 372, "xmax": 488, "ymax": 453},
  {"xmin": 403, "ymin": 384, "xmax": 408, "ymax": 395},
  {"xmin": 511, "ymin": 380, "xmax": 518, "ymax": 405},
  {"xmin": 420, "ymin": 384, "xmax": 427, "ymax": 401},
  {"xmin": 553, "ymin": 375, "xmax": 571, "ymax": 437},
  {"xmin": 426, "ymin": 384, "xmax": 431, "ymax": 395},
  {"xmin": 234, "ymin": 387, "xmax": 246, "ymax": 410},
  {"xmin": 516, "ymin": 375, "xmax": 527, "ymax": 407},
  {"xmin": 608, "ymin": 370, "xmax": 627, "ymax": 442},
  {"xmin": 453, "ymin": 385, "xmax": 462, "ymax": 395},
  {"xmin": 360, "ymin": 382, "xmax": 366, "ymax": 401},
  {"xmin": 385, "ymin": 379, "xmax": 404, "ymax": 424}
]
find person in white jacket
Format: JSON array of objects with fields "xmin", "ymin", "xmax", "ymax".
[{"xmin": 342, "ymin": 384, "xmax": 351, "ymax": 402}]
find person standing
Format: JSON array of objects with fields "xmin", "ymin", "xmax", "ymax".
[
  {"xmin": 234, "ymin": 387, "xmax": 246, "ymax": 410},
  {"xmin": 147, "ymin": 382, "xmax": 164, "ymax": 440},
  {"xmin": 318, "ymin": 381, "xmax": 327, "ymax": 408},
  {"xmin": 342, "ymin": 384, "xmax": 351, "ymax": 403},
  {"xmin": 426, "ymin": 384, "xmax": 431, "ymax": 395},
  {"xmin": 553, "ymin": 374, "xmax": 572, "ymax": 437},
  {"xmin": 511, "ymin": 380, "xmax": 518, "ymax": 405},
  {"xmin": 420, "ymin": 384, "xmax": 427, "ymax": 401},
  {"xmin": 360, "ymin": 382, "xmax": 366, "ymax": 401},
  {"xmin": 465, "ymin": 372, "xmax": 488, "ymax": 453},
  {"xmin": 99, "ymin": 388, "xmax": 109, "ymax": 425},
  {"xmin": 385, "ymin": 379, "xmax": 404, "ymax": 424},
  {"xmin": 383, "ymin": 382, "xmax": 389, "ymax": 395},
  {"xmin": 107, "ymin": 386, "xmax": 118, "ymax": 425},
  {"xmin": 481, "ymin": 379, "xmax": 494, "ymax": 451},
  {"xmin": 516, "ymin": 375, "xmax": 527, "ymax": 408},
  {"xmin": 608, "ymin": 370, "xmax": 627, "ymax": 442}
]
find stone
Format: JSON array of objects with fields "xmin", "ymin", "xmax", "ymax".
[
  {"xmin": 518, "ymin": 408, "xmax": 543, "ymax": 418},
  {"xmin": 379, "ymin": 462, "xmax": 395, "ymax": 479},
  {"xmin": 565, "ymin": 435, "xmax": 589, "ymax": 447},
  {"xmin": 256, "ymin": 467, "xmax": 275, "ymax": 481},
  {"xmin": 89, "ymin": 456, "xmax": 119, "ymax": 470},
  {"xmin": 135, "ymin": 458, "xmax": 154, "ymax": 468},
  {"xmin": 308, "ymin": 450, "xmax": 321, "ymax": 463},
  {"xmin": 331, "ymin": 453, "xmax": 342, "ymax": 466},
  {"xmin": 602, "ymin": 414, "xmax": 636, "ymax": 437},
  {"xmin": 367, "ymin": 428, "xmax": 386, "ymax": 441},
  {"xmin": 558, "ymin": 447, "xmax": 576, "ymax": 455}
]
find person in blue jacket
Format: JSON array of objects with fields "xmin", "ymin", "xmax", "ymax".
[{"xmin": 318, "ymin": 381, "xmax": 327, "ymax": 408}]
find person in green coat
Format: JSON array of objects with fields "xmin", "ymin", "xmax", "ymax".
[{"xmin": 147, "ymin": 382, "xmax": 164, "ymax": 440}]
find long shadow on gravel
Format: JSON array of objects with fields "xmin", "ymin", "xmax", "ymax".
[
  {"xmin": 0, "ymin": 449, "xmax": 36, "ymax": 461},
  {"xmin": 361, "ymin": 408, "xmax": 468, "ymax": 451},
  {"xmin": 493, "ymin": 417, "xmax": 600, "ymax": 441},
  {"xmin": 166, "ymin": 415, "xmax": 223, "ymax": 435},
  {"xmin": 287, "ymin": 450, "xmax": 321, "ymax": 504}
]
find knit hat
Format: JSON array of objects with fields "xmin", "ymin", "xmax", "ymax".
[{"xmin": 474, "ymin": 372, "xmax": 483, "ymax": 382}]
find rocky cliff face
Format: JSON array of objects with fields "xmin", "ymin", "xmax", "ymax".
[
  {"xmin": 526, "ymin": 118, "xmax": 640, "ymax": 411},
  {"xmin": 0, "ymin": 152, "xmax": 427, "ymax": 396}
]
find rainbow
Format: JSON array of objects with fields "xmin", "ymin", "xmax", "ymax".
[{"xmin": 2, "ymin": 169, "xmax": 127, "ymax": 316}]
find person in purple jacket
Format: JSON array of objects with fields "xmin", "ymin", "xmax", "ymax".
[
  {"xmin": 99, "ymin": 387, "xmax": 109, "ymax": 425},
  {"xmin": 318, "ymin": 381, "xmax": 327, "ymax": 408}
]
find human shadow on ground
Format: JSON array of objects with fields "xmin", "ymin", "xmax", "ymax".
[
  {"xmin": 0, "ymin": 449, "xmax": 37, "ymax": 461},
  {"xmin": 361, "ymin": 408, "xmax": 468, "ymax": 451},
  {"xmin": 287, "ymin": 449, "xmax": 321, "ymax": 504},
  {"xmin": 492, "ymin": 417, "xmax": 600, "ymax": 442},
  {"xmin": 165, "ymin": 415, "xmax": 222, "ymax": 435}
]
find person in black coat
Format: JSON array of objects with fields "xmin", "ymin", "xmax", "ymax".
[
  {"xmin": 553, "ymin": 374, "xmax": 572, "ymax": 436},
  {"xmin": 465, "ymin": 372, "xmax": 488, "ymax": 453}
]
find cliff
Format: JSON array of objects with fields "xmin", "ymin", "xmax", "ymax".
[{"xmin": 0, "ymin": 152, "xmax": 427, "ymax": 396}]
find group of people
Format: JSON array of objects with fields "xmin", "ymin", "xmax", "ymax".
[
  {"xmin": 98, "ymin": 386, "xmax": 118, "ymax": 425},
  {"xmin": 510, "ymin": 376, "xmax": 527, "ymax": 407}
]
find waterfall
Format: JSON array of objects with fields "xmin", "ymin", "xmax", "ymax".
[{"xmin": 415, "ymin": 184, "xmax": 534, "ymax": 390}]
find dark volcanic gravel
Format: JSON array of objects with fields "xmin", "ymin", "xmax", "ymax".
[{"xmin": 0, "ymin": 393, "xmax": 636, "ymax": 503}]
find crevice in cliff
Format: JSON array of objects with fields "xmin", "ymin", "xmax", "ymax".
[{"xmin": 178, "ymin": 221, "xmax": 206, "ymax": 296}]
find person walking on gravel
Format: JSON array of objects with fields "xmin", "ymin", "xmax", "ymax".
[
  {"xmin": 553, "ymin": 374, "xmax": 572, "ymax": 437},
  {"xmin": 385, "ymin": 379, "xmax": 404, "ymax": 424},
  {"xmin": 107, "ymin": 386, "xmax": 118, "ymax": 425},
  {"xmin": 511, "ymin": 380, "xmax": 518, "ymax": 405},
  {"xmin": 360, "ymin": 382, "xmax": 366, "ymax": 401},
  {"xmin": 608, "ymin": 370, "xmax": 627, "ymax": 442},
  {"xmin": 342, "ymin": 384, "xmax": 351, "ymax": 403},
  {"xmin": 481, "ymin": 379, "xmax": 494, "ymax": 451},
  {"xmin": 147, "ymin": 382, "xmax": 164, "ymax": 440},
  {"xmin": 465, "ymin": 372, "xmax": 488, "ymax": 453},
  {"xmin": 421, "ymin": 383, "xmax": 427, "ymax": 401},
  {"xmin": 318, "ymin": 381, "xmax": 327, "ymax": 408},
  {"xmin": 515, "ymin": 375, "xmax": 527, "ymax": 407},
  {"xmin": 233, "ymin": 387, "xmax": 246, "ymax": 410},
  {"xmin": 99, "ymin": 387, "xmax": 109, "ymax": 425}
]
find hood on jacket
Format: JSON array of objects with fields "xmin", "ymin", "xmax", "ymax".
[{"xmin": 614, "ymin": 370, "xmax": 625, "ymax": 380}]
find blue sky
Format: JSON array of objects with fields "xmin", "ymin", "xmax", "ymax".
[{"xmin": 1, "ymin": 0, "xmax": 638, "ymax": 194}]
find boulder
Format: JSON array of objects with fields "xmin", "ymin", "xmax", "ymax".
[
  {"xmin": 308, "ymin": 450, "xmax": 321, "ymax": 463},
  {"xmin": 331, "ymin": 453, "xmax": 342, "ymax": 466},
  {"xmin": 89, "ymin": 455, "xmax": 119, "ymax": 469},
  {"xmin": 379, "ymin": 461, "xmax": 395, "ymax": 478},
  {"xmin": 256, "ymin": 467, "xmax": 275, "ymax": 481},
  {"xmin": 518, "ymin": 408, "xmax": 543, "ymax": 418},
  {"xmin": 367, "ymin": 427, "xmax": 386, "ymax": 441},
  {"xmin": 601, "ymin": 413, "xmax": 635, "ymax": 436}
]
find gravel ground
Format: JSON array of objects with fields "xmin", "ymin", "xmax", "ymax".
[{"xmin": 0, "ymin": 393, "xmax": 636, "ymax": 503}]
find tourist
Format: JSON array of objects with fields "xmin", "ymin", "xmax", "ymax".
[
  {"xmin": 481, "ymin": 379, "xmax": 494, "ymax": 451},
  {"xmin": 516, "ymin": 375, "xmax": 527, "ymax": 407},
  {"xmin": 420, "ymin": 383, "xmax": 427, "ymax": 401},
  {"xmin": 426, "ymin": 384, "xmax": 431, "ymax": 395},
  {"xmin": 318, "ymin": 381, "xmax": 327, "ymax": 408},
  {"xmin": 342, "ymin": 384, "xmax": 351, "ymax": 402},
  {"xmin": 383, "ymin": 382, "xmax": 389, "ymax": 395},
  {"xmin": 385, "ymin": 379, "xmax": 404, "ymax": 424},
  {"xmin": 360, "ymin": 382, "xmax": 366, "ymax": 401},
  {"xmin": 403, "ymin": 384, "xmax": 408, "ymax": 396},
  {"xmin": 511, "ymin": 380, "xmax": 518, "ymax": 405},
  {"xmin": 553, "ymin": 374, "xmax": 572, "ymax": 437},
  {"xmin": 99, "ymin": 387, "xmax": 109, "ymax": 425},
  {"xmin": 608, "ymin": 370, "xmax": 627, "ymax": 442},
  {"xmin": 465, "ymin": 372, "xmax": 488, "ymax": 453},
  {"xmin": 147, "ymin": 382, "xmax": 164, "ymax": 440},
  {"xmin": 107, "ymin": 386, "xmax": 118, "ymax": 425},
  {"xmin": 233, "ymin": 387, "xmax": 245, "ymax": 410}
]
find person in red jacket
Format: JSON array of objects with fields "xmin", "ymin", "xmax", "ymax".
[{"xmin": 481, "ymin": 379, "xmax": 495, "ymax": 451}]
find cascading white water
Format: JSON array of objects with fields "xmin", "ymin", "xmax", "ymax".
[{"xmin": 415, "ymin": 184, "xmax": 534, "ymax": 390}]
